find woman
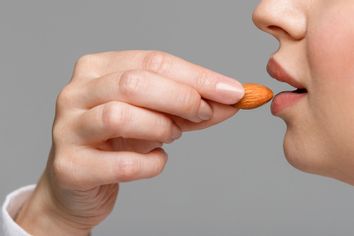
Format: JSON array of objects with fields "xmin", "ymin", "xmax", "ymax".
[{"xmin": 2, "ymin": 0, "xmax": 354, "ymax": 235}]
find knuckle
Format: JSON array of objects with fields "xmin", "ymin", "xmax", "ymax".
[
  {"xmin": 102, "ymin": 102, "xmax": 133, "ymax": 132},
  {"xmin": 116, "ymin": 157, "xmax": 140, "ymax": 180},
  {"xmin": 74, "ymin": 54, "xmax": 101, "ymax": 77},
  {"xmin": 176, "ymin": 87, "xmax": 200, "ymax": 114},
  {"xmin": 75, "ymin": 54, "xmax": 97, "ymax": 69},
  {"xmin": 56, "ymin": 85, "xmax": 75, "ymax": 109},
  {"xmin": 143, "ymin": 51, "xmax": 171, "ymax": 74},
  {"xmin": 52, "ymin": 156, "xmax": 69, "ymax": 178},
  {"xmin": 52, "ymin": 122, "xmax": 66, "ymax": 143},
  {"xmin": 52, "ymin": 154, "xmax": 78, "ymax": 188},
  {"xmin": 119, "ymin": 70, "xmax": 145, "ymax": 97},
  {"xmin": 195, "ymin": 70, "xmax": 213, "ymax": 91}
]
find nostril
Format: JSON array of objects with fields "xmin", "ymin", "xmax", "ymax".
[
  {"xmin": 268, "ymin": 25, "xmax": 292, "ymax": 38},
  {"xmin": 268, "ymin": 25, "xmax": 283, "ymax": 32}
]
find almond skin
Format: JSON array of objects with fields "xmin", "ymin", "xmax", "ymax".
[{"xmin": 234, "ymin": 83, "xmax": 273, "ymax": 110}]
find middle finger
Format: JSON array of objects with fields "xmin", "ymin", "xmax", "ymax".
[{"xmin": 78, "ymin": 70, "xmax": 213, "ymax": 122}]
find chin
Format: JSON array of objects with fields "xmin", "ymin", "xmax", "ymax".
[{"xmin": 282, "ymin": 125, "xmax": 329, "ymax": 176}]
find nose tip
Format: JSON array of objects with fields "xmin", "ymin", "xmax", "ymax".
[
  {"xmin": 252, "ymin": 0, "xmax": 307, "ymax": 41},
  {"xmin": 252, "ymin": 4, "xmax": 269, "ymax": 33}
]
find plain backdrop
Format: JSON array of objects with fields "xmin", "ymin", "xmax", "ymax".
[{"xmin": 1, "ymin": 1, "xmax": 354, "ymax": 235}]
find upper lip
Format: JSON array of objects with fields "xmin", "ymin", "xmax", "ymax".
[{"xmin": 266, "ymin": 58, "xmax": 305, "ymax": 89}]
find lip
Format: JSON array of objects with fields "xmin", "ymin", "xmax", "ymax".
[
  {"xmin": 271, "ymin": 91, "xmax": 306, "ymax": 115},
  {"xmin": 267, "ymin": 58, "xmax": 307, "ymax": 115},
  {"xmin": 266, "ymin": 58, "xmax": 304, "ymax": 89}
]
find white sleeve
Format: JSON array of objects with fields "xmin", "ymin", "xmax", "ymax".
[{"xmin": 1, "ymin": 185, "xmax": 36, "ymax": 236}]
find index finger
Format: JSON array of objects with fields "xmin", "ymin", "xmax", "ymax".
[{"xmin": 74, "ymin": 50, "xmax": 244, "ymax": 105}]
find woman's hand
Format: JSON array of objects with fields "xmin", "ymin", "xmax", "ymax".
[{"xmin": 15, "ymin": 50, "xmax": 244, "ymax": 236}]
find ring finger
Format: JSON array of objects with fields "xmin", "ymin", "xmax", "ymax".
[{"xmin": 75, "ymin": 101, "xmax": 182, "ymax": 145}]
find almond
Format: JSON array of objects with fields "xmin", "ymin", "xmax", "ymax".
[{"xmin": 234, "ymin": 83, "xmax": 273, "ymax": 110}]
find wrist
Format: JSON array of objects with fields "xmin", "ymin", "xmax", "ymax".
[{"xmin": 15, "ymin": 175, "xmax": 91, "ymax": 236}]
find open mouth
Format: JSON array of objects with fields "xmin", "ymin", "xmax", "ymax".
[
  {"xmin": 292, "ymin": 88, "xmax": 308, "ymax": 94},
  {"xmin": 266, "ymin": 58, "xmax": 309, "ymax": 115}
]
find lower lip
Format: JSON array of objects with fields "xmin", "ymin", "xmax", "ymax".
[{"xmin": 271, "ymin": 91, "xmax": 306, "ymax": 115}]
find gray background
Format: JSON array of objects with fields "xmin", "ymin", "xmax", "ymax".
[{"xmin": 1, "ymin": 0, "xmax": 354, "ymax": 235}]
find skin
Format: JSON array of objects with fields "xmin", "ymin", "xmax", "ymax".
[
  {"xmin": 253, "ymin": 0, "xmax": 354, "ymax": 183},
  {"xmin": 15, "ymin": 51, "xmax": 244, "ymax": 235},
  {"xmin": 16, "ymin": 0, "xmax": 354, "ymax": 234}
]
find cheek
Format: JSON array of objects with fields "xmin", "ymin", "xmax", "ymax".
[
  {"xmin": 305, "ymin": 4, "xmax": 354, "ymax": 174},
  {"xmin": 308, "ymin": 6, "xmax": 354, "ymax": 123},
  {"xmin": 308, "ymin": 5, "xmax": 354, "ymax": 82}
]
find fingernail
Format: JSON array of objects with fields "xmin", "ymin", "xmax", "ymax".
[
  {"xmin": 215, "ymin": 79, "xmax": 244, "ymax": 104},
  {"xmin": 198, "ymin": 100, "xmax": 213, "ymax": 121}
]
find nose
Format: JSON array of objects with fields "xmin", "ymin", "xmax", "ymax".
[{"xmin": 252, "ymin": 0, "xmax": 307, "ymax": 40}]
